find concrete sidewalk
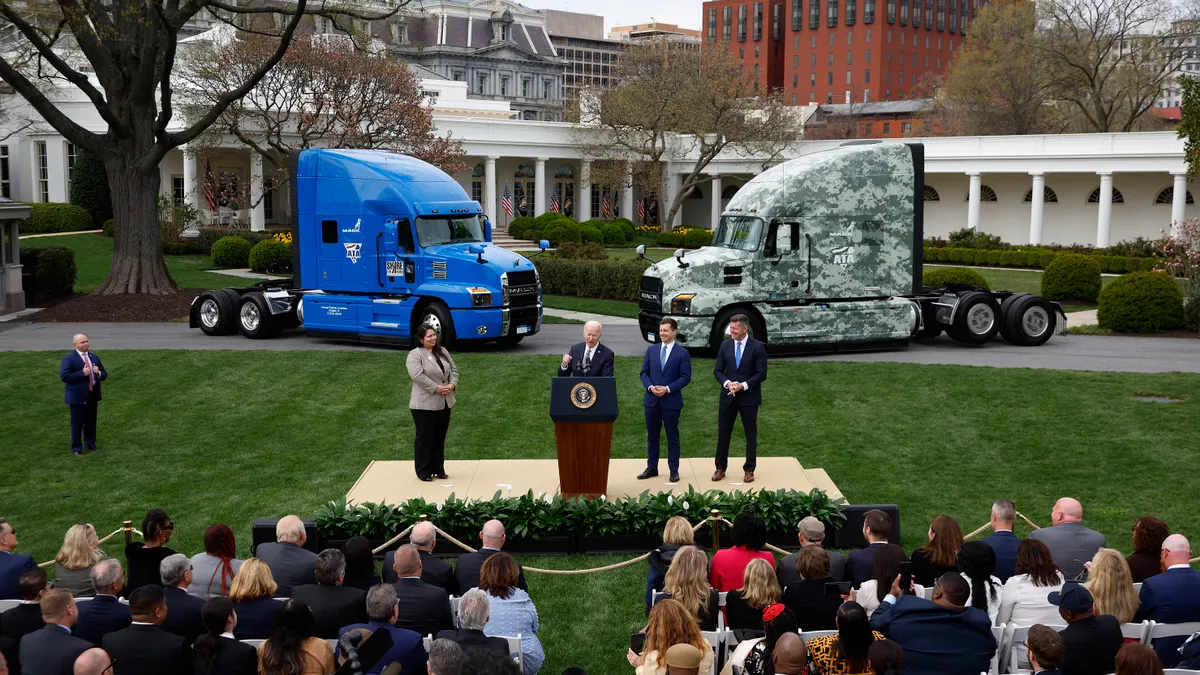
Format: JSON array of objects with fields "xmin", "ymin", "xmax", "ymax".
[{"xmin": 542, "ymin": 308, "xmax": 637, "ymax": 325}]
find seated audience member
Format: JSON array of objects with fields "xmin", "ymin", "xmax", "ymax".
[
  {"xmin": 805, "ymin": 602, "xmax": 884, "ymax": 675},
  {"xmin": 1114, "ymin": 643, "xmax": 1164, "ymax": 675},
  {"xmin": 428, "ymin": 638, "xmax": 465, "ymax": 675},
  {"xmin": 1052, "ymin": 583, "xmax": 1123, "ymax": 675},
  {"xmin": 777, "ymin": 516, "xmax": 847, "ymax": 590},
  {"xmin": 100, "ymin": 586, "xmax": 189, "ymax": 675},
  {"xmin": 72, "ymin": 648, "xmax": 111, "ymax": 675},
  {"xmin": 856, "ymin": 544, "xmax": 923, "ymax": 619},
  {"xmin": 958, "ymin": 541, "xmax": 1003, "ymax": 623},
  {"xmin": 455, "ymin": 520, "xmax": 527, "ymax": 592},
  {"xmin": 391, "ymin": 544, "xmax": 454, "ymax": 637},
  {"xmin": 1026, "ymin": 624, "xmax": 1066, "ymax": 675},
  {"xmin": 870, "ymin": 572, "xmax": 996, "ymax": 675},
  {"xmin": 255, "ymin": 516, "xmax": 316, "ymax": 598},
  {"xmin": 1125, "ymin": 517, "xmax": 1169, "ymax": 584},
  {"xmin": 192, "ymin": 597, "xmax": 257, "ymax": 675},
  {"xmin": 771, "ymin": 633, "xmax": 807, "ymax": 675},
  {"xmin": 463, "ymin": 644, "xmax": 523, "ymax": 675},
  {"xmin": 998, "ymin": 539, "xmax": 1066, "ymax": 628},
  {"xmin": 337, "ymin": 584, "xmax": 426, "ymax": 675},
  {"xmin": 982, "ymin": 500, "xmax": 1022, "ymax": 583},
  {"xmin": 124, "ymin": 509, "xmax": 176, "ymax": 595},
  {"xmin": 910, "ymin": 515, "xmax": 963, "ymax": 587},
  {"xmin": 725, "ymin": 604, "xmax": 797, "ymax": 675},
  {"xmin": 848, "ymin": 510, "xmax": 894, "ymax": 588},
  {"xmin": 188, "ymin": 524, "xmax": 242, "ymax": 600},
  {"xmin": 1134, "ymin": 534, "xmax": 1200, "ymax": 667},
  {"xmin": 436, "ymin": 588, "xmax": 510, "ymax": 658},
  {"xmin": 0, "ymin": 519, "xmax": 37, "ymax": 600},
  {"xmin": 290, "ymin": 549, "xmax": 367, "ymax": 639},
  {"xmin": 664, "ymin": 643, "xmax": 703, "ymax": 675},
  {"xmin": 867, "ymin": 639, "xmax": 903, "ymax": 675},
  {"xmin": 53, "ymin": 524, "xmax": 108, "ymax": 598},
  {"xmin": 627, "ymin": 599, "xmax": 714, "ymax": 675},
  {"xmin": 646, "ymin": 516, "xmax": 694, "ymax": 612},
  {"xmin": 781, "ymin": 546, "xmax": 842, "ymax": 631},
  {"xmin": 711, "ymin": 514, "xmax": 775, "ymax": 593},
  {"xmin": 227, "ymin": 558, "xmax": 281, "ymax": 640},
  {"xmin": 1085, "ymin": 548, "xmax": 1139, "ymax": 624},
  {"xmin": 657, "ymin": 545, "xmax": 720, "ymax": 631},
  {"xmin": 405, "ymin": 522, "xmax": 457, "ymax": 594},
  {"xmin": 73, "ymin": 560, "xmax": 130, "ymax": 645},
  {"xmin": 480, "ymin": 552, "xmax": 544, "ymax": 675},
  {"xmin": 339, "ymin": 537, "xmax": 379, "ymax": 593},
  {"xmin": 159, "ymin": 554, "xmax": 206, "ymax": 643},
  {"xmin": 257, "ymin": 599, "xmax": 334, "ymax": 675},
  {"xmin": 1030, "ymin": 498, "xmax": 1106, "ymax": 582},
  {"xmin": 725, "ymin": 558, "xmax": 781, "ymax": 630},
  {"xmin": 1, "ymin": 568, "xmax": 50, "ymax": 671},
  {"xmin": 19, "ymin": 589, "xmax": 91, "ymax": 675}
]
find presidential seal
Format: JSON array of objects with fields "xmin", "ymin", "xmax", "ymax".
[{"xmin": 570, "ymin": 381, "xmax": 597, "ymax": 409}]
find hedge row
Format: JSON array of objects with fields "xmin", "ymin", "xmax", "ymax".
[
  {"xmin": 1098, "ymin": 271, "xmax": 1185, "ymax": 333},
  {"xmin": 927, "ymin": 229, "xmax": 1162, "ymax": 258},
  {"xmin": 532, "ymin": 257, "xmax": 652, "ymax": 300},
  {"xmin": 19, "ymin": 246, "xmax": 77, "ymax": 297},
  {"xmin": 22, "ymin": 203, "xmax": 94, "ymax": 234},
  {"xmin": 924, "ymin": 247, "xmax": 1161, "ymax": 274},
  {"xmin": 510, "ymin": 215, "xmax": 638, "ymax": 248},
  {"xmin": 656, "ymin": 228, "xmax": 714, "ymax": 249}
]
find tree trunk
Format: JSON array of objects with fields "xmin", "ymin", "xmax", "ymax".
[{"xmin": 94, "ymin": 151, "xmax": 179, "ymax": 295}]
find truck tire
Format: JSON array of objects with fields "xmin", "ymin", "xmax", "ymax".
[
  {"xmin": 948, "ymin": 291, "xmax": 1001, "ymax": 345},
  {"xmin": 195, "ymin": 290, "xmax": 237, "ymax": 336},
  {"xmin": 710, "ymin": 307, "xmax": 766, "ymax": 351},
  {"xmin": 237, "ymin": 291, "xmax": 279, "ymax": 339},
  {"xmin": 998, "ymin": 293, "xmax": 1030, "ymax": 344},
  {"xmin": 912, "ymin": 300, "xmax": 943, "ymax": 341},
  {"xmin": 415, "ymin": 301, "xmax": 456, "ymax": 347},
  {"xmin": 1003, "ymin": 294, "xmax": 1057, "ymax": 346}
]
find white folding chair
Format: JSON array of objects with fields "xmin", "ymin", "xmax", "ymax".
[
  {"xmin": 1134, "ymin": 582, "xmax": 1143, "ymax": 593},
  {"xmin": 651, "ymin": 590, "xmax": 665, "ymax": 606},
  {"xmin": 423, "ymin": 634, "xmax": 433, "ymax": 651},
  {"xmin": 1164, "ymin": 670, "xmax": 1200, "ymax": 674},
  {"xmin": 921, "ymin": 586, "xmax": 934, "ymax": 600},
  {"xmin": 327, "ymin": 639, "xmax": 338, "ymax": 651},
  {"xmin": 241, "ymin": 639, "xmax": 265, "ymax": 648},
  {"xmin": 718, "ymin": 592, "xmax": 728, "ymax": 607},
  {"xmin": 1002, "ymin": 624, "xmax": 1029, "ymax": 674},
  {"xmin": 450, "ymin": 596, "xmax": 460, "ymax": 627},
  {"xmin": 73, "ymin": 597, "xmax": 93, "ymax": 602},
  {"xmin": 701, "ymin": 629, "xmax": 723, "ymax": 675},
  {"xmin": 800, "ymin": 630, "xmax": 837, "ymax": 642},
  {"xmin": 0, "ymin": 599, "xmax": 20, "ymax": 612},
  {"xmin": 1149, "ymin": 621, "xmax": 1200, "ymax": 653},
  {"xmin": 1121, "ymin": 620, "xmax": 1152, "ymax": 645},
  {"xmin": 501, "ymin": 635, "xmax": 523, "ymax": 672},
  {"xmin": 989, "ymin": 624, "xmax": 1004, "ymax": 675}
]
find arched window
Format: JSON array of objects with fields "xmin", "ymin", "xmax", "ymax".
[
  {"xmin": 1155, "ymin": 187, "xmax": 1194, "ymax": 204},
  {"xmin": 964, "ymin": 185, "xmax": 997, "ymax": 202},
  {"xmin": 1023, "ymin": 187, "xmax": 1058, "ymax": 203},
  {"xmin": 471, "ymin": 162, "xmax": 485, "ymax": 178},
  {"xmin": 514, "ymin": 164, "xmax": 535, "ymax": 178},
  {"xmin": 688, "ymin": 187, "xmax": 704, "ymax": 199},
  {"xmin": 553, "ymin": 165, "xmax": 574, "ymax": 179},
  {"xmin": 1087, "ymin": 187, "xmax": 1124, "ymax": 204},
  {"xmin": 721, "ymin": 184, "xmax": 741, "ymax": 199},
  {"xmin": 923, "ymin": 185, "xmax": 940, "ymax": 202}
]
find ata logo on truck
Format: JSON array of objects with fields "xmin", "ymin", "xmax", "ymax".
[
  {"xmin": 344, "ymin": 242, "xmax": 361, "ymax": 264},
  {"xmin": 832, "ymin": 246, "xmax": 857, "ymax": 268}
]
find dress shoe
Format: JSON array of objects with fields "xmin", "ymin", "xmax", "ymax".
[
  {"xmin": 86, "ymin": 445, "xmax": 97, "ymax": 451},
  {"xmin": 72, "ymin": 450, "xmax": 83, "ymax": 456},
  {"xmin": 418, "ymin": 475, "xmax": 433, "ymax": 482},
  {"xmin": 637, "ymin": 468, "xmax": 659, "ymax": 480},
  {"xmin": 435, "ymin": 473, "xmax": 449, "ymax": 479},
  {"xmin": 669, "ymin": 471, "xmax": 680, "ymax": 483},
  {"xmin": 711, "ymin": 470, "xmax": 726, "ymax": 481},
  {"xmin": 744, "ymin": 472, "xmax": 755, "ymax": 483}
]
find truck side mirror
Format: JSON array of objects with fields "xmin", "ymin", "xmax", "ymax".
[{"xmin": 482, "ymin": 215, "xmax": 492, "ymax": 242}]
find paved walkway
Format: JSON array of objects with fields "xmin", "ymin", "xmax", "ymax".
[
  {"xmin": 541, "ymin": 308, "xmax": 637, "ymax": 325},
  {"xmin": 209, "ymin": 268, "xmax": 283, "ymax": 280}
]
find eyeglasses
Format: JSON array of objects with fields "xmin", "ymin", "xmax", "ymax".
[
  {"xmin": 163, "ymin": 522, "xmax": 175, "ymax": 531},
  {"xmin": 104, "ymin": 658, "xmax": 116, "ymax": 673}
]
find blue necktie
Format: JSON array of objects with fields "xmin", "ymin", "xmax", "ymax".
[
  {"xmin": 660, "ymin": 344, "xmax": 667, "ymax": 369},
  {"xmin": 735, "ymin": 340, "xmax": 742, "ymax": 368}
]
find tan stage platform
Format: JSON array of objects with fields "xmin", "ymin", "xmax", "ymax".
[{"xmin": 346, "ymin": 457, "xmax": 843, "ymax": 504}]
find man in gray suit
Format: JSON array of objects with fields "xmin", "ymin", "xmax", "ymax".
[
  {"xmin": 777, "ymin": 517, "xmax": 847, "ymax": 588},
  {"xmin": 1030, "ymin": 498, "xmax": 1106, "ymax": 581},
  {"xmin": 255, "ymin": 515, "xmax": 317, "ymax": 597}
]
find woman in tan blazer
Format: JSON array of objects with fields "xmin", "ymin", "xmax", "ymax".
[{"xmin": 406, "ymin": 324, "xmax": 458, "ymax": 481}]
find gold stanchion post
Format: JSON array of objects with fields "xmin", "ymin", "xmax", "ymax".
[
  {"xmin": 123, "ymin": 520, "xmax": 133, "ymax": 544},
  {"xmin": 710, "ymin": 509, "xmax": 721, "ymax": 552}
]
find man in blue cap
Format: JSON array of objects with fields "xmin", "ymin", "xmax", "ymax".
[{"xmin": 1050, "ymin": 583, "xmax": 1123, "ymax": 675}]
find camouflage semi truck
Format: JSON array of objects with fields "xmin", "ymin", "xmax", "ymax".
[{"xmin": 636, "ymin": 141, "xmax": 1065, "ymax": 352}]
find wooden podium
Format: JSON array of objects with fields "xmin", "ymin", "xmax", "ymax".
[{"xmin": 549, "ymin": 377, "xmax": 618, "ymax": 498}]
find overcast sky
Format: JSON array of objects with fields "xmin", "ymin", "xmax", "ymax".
[{"xmin": 523, "ymin": 0, "xmax": 703, "ymax": 34}]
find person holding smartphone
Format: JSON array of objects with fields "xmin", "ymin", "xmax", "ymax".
[
  {"xmin": 851, "ymin": 545, "xmax": 924, "ymax": 618},
  {"xmin": 626, "ymin": 599, "xmax": 714, "ymax": 675}
]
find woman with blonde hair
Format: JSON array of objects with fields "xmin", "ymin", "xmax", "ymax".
[
  {"xmin": 627, "ymin": 598, "xmax": 714, "ymax": 675},
  {"xmin": 54, "ymin": 523, "xmax": 108, "ymax": 597},
  {"xmin": 228, "ymin": 558, "xmax": 282, "ymax": 639},
  {"xmin": 1086, "ymin": 548, "xmax": 1140, "ymax": 623},
  {"xmin": 725, "ymin": 558, "xmax": 781, "ymax": 630},
  {"xmin": 660, "ymin": 545, "xmax": 720, "ymax": 630},
  {"xmin": 646, "ymin": 516, "xmax": 695, "ymax": 612}
]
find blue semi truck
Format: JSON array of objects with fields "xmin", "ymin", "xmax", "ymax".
[{"xmin": 189, "ymin": 149, "xmax": 544, "ymax": 345}]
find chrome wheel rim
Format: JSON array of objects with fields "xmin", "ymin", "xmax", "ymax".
[
  {"xmin": 240, "ymin": 302, "xmax": 261, "ymax": 331},
  {"xmin": 423, "ymin": 312, "xmax": 443, "ymax": 335},
  {"xmin": 966, "ymin": 303, "xmax": 995, "ymax": 335},
  {"xmin": 1023, "ymin": 306, "xmax": 1050, "ymax": 337},
  {"xmin": 200, "ymin": 298, "xmax": 220, "ymax": 329}
]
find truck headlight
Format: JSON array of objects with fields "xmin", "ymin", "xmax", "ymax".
[
  {"xmin": 671, "ymin": 294, "xmax": 695, "ymax": 314},
  {"xmin": 500, "ymin": 272, "xmax": 509, "ymax": 306},
  {"xmin": 468, "ymin": 287, "xmax": 492, "ymax": 307}
]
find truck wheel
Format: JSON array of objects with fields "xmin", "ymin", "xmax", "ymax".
[
  {"xmin": 710, "ymin": 307, "xmax": 765, "ymax": 351},
  {"xmin": 911, "ymin": 301, "xmax": 943, "ymax": 340},
  {"xmin": 948, "ymin": 292, "xmax": 1001, "ymax": 345},
  {"xmin": 195, "ymin": 290, "xmax": 236, "ymax": 336},
  {"xmin": 998, "ymin": 293, "xmax": 1030, "ymax": 344},
  {"xmin": 237, "ymin": 292, "xmax": 278, "ymax": 339},
  {"xmin": 1004, "ymin": 294, "xmax": 1057, "ymax": 346},
  {"xmin": 415, "ymin": 302, "xmax": 456, "ymax": 347}
]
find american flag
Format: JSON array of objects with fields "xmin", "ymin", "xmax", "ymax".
[
  {"xmin": 601, "ymin": 192, "xmax": 612, "ymax": 221},
  {"xmin": 501, "ymin": 184, "xmax": 513, "ymax": 218},
  {"xmin": 201, "ymin": 158, "xmax": 218, "ymax": 212},
  {"xmin": 550, "ymin": 191, "xmax": 560, "ymax": 213},
  {"xmin": 636, "ymin": 199, "xmax": 646, "ymax": 223}
]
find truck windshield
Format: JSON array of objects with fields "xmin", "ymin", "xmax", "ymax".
[
  {"xmin": 712, "ymin": 216, "xmax": 763, "ymax": 251},
  {"xmin": 415, "ymin": 216, "xmax": 485, "ymax": 247}
]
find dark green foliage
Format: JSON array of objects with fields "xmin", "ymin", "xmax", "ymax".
[
  {"xmin": 612, "ymin": 217, "xmax": 636, "ymax": 242},
  {"xmin": 922, "ymin": 266, "xmax": 990, "ymax": 290},
  {"xmin": 22, "ymin": 203, "xmax": 94, "ymax": 234},
  {"xmin": 161, "ymin": 242, "xmax": 207, "ymax": 255},
  {"xmin": 656, "ymin": 232, "xmax": 684, "ymax": 247},
  {"xmin": 32, "ymin": 246, "xmax": 77, "ymax": 296},
  {"xmin": 210, "ymin": 236, "xmax": 252, "ymax": 268},
  {"xmin": 195, "ymin": 228, "xmax": 275, "ymax": 254},
  {"xmin": 102, "ymin": 219, "xmax": 114, "ymax": 237},
  {"xmin": 1097, "ymin": 272, "xmax": 1185, "ymax": 333},
  {"xmin": 534, "ymin": 211, "xmax": 563, "ymax": 229},
  {"xmin": 1180, "ymin": 75, "xmax": 1200, "ymax": 181},
  {"xmin": 533, "ymin": 257, "xmax": 651, "ymax": 300},
  {"xmin": 1041, "ymin": 253, "xmax": 1102, "ymax": 302},
  {"xmin": 554, "ymin": 242, "xmax": 608, "ymax": 260},
  {"xmin": 947, "ymin": 227, "xmax": 1008, "ymax": 250},
  {"xmin": 601, "ymin": 223, "xmax": 626, "ymax": 246},
  {"xmin": 68, "ymin": 150, "xmax": 113, "ymax": 227},
  {"xmin": 684, "ymin": 229, "xmax": 714, "ymax": 248},
  {"xmin": 580, "ymin": 226, "xmax": 603, "ymax": 244},
  {"xmin": 508, "ymin": 217, "xmax": 536, "ymax": 240},
  {"xmin": 248, "ymin": 239, "xmax": 292, "ymax": 273},
  {"xmin": 1184, "ymin": 296, "xmax": 1200, "ymax": 332},
  {"xmin": 542, "ymin": 220, "xmax": 582, "ymax": 246}
]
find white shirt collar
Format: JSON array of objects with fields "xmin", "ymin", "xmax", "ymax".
[
  {"xmin": 1168, "ymin": 563, "xmax": 1192, "ymax": 570},
  {"xmin": 131, "ymin": 621, "xmax": 156, "ymax": 626},
  {"xmin": 221, "ymin": 631, "xmax": 235, "ymax": 639},
  {"xmin": 77, "ymin": 350, "xmax": 90, "ymax": 359},
  {"xmin": 661, "ymin": 341, "xmax": 673, "ymax": 353}
]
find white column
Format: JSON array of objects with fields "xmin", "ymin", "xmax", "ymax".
[
  {"xmin": 621, "ymin": 162, "xmax": 634, "ymax": 221},
  {"xmin": 1096, "ymin": 172, "xmax": 1113, "ymax": 248},
  {"xmin": 250, "ymin": 152, "xmax": 265, "ymax": 232},
  {"xmin": 182, "ymin": 147, "xmax": 199, "ymax": 212},
  {"xmin": 966, "ymin": 172, "xmax": 981, "ymax": 231},
  {"xmin": 1028, "ymin": 172, "xmax": 1045, "ymax": 245},
  {"xmin": 665, "ymin": 163, "xmax": 683, "ymax": 229},
  {"xmin": 580, "ymin": 160, "xmax": 592, "ymax": 220},
  {"xmin": 1171, "ymin": 172, "xmax": 1188, "ymax": 237},
  {"xmin": 485, "ymin": 155, "xmax": 498, "ymax": 225},
  {"xmin": 534, "ymin": 157, "xmax": 547, "ymax": 216},
  {"xmin": 710, "ymin": 175, "xmax": 723, "ymax": 230}
]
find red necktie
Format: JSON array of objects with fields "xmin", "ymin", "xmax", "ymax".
[{"xmin": 83, "ymin": 353, "xmax": 94, "ymax": 391}]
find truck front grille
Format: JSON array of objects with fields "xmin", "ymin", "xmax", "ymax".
[
  {"xmin": 640, "ymin": 276, "xmax": 663, "ymax": 312},
  {"xmin": 507, "ymin": 270, "xmax": 539, "ymax": 307}
]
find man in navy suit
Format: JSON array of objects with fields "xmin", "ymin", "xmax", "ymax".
[
  {"xmin": 1135, "ymin": 534, "xmax": 1200, "ymax": 666},
  {"xmin": 639, "ymin": 318, "xmax": 692, "ymax": 483},
  {"xmin": 73, "ymin": 560, "xmax": 130, "ymax": 645},
  {"xmin": 0, "ymin": 519, "xmax": 36, "ymax": 600},
  {"xmin": 712, "ymin": 314, "xmax": 767, "ymax": 483},
  {"xmin": 60, "ymin": 334, "xmax": 107, "ymax": 456},
  {"xmin": 17, "ymin": 589, "xmax": 92, "ymax": 675},
  {"xmin": 982, "ymin": 499, "xmax": 1022, "ymax": 582},
  {"xmin": 557, "ymin": 321, "xmax": 614, "ymax": 377},
  {"xmin": 847, "ymin": 510, "xmax": 894, "ymax": 587},
  {"xmin": 870, "ymin": 572, "xmax": 996, "ymax": 675},
  {"xmin": 338, "ymin": 584, "xmax": 427, "ymax": 675}
]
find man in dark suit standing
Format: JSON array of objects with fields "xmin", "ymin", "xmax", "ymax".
[
  {"xmin": 60, "ymin": 334, "xmax": 107, "ymax": 456},
  {"xmin": 847, "ymin": 510, "xmax": 894, "ymax": 588},
  {"xmin": 454, "ymin": 520, "xmax": 527, "ymax": 592},
  {"xmin": 1135, "ymin": 534, "xmax": 1200, "ymax": 666},
  {"xmin": 101, "ymin": 586, "xmax": 189, "ymax": 675},
  {"xmin": 638, "ymin": 318, "xmax": 692, "ymax": 483},
  {"xmin": 1, "ymin": 569, "xmax": 50, "ymax": 675},
  {"xmin": 391, "ymin": 545, "xmax": 453, "ymax": 637},
  {"xmin": 712, "ymin": 314, "xmax": 767, "ymax": 483},
  {"xmin": 18, "ymin": 590, "xmax": 91, "ymax": 675},
  {"xmin": 73, "ymin": 560, "xmax": 130, "ymax": 645},
  {"xmin": 290, "ymin": 550, "xmax": 367, "ymax": 639},
  {"xmin": 383, "ymin": 521, "xmax": 457, "ymax": 595},
  {"xmin": 0, "ymin": 519, "xmax": 36, "ymax": 601},
  {"xmin": 158, "ymin": 554, "xmax": 205, "ymax": 644},
  {"xmin": 982, "ymin": 499, "xmax": 1022, "ymax": 582},
  {"xmin": 255, "ymin": 515, "xmax": 317, "ymax": 597},
  {"xmin": 558, "ymin": 321, "xmax": 614, "ymax": 377}
]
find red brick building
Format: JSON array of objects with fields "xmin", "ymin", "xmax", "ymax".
[{"xmin": 701, "ymin": 0, "xmax": 981, "ymax": 106}]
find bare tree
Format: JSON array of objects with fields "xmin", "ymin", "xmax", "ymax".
[{"xmin": 0, "ymin": 0, "xmax": 403, "ymax": 294}]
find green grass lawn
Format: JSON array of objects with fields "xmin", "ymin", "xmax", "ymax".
[
  {"xmin": 540, "ymin": 314, "xmax": 584, "ymax": 324},
  {"xmin": 541, "ymin": 295, "xmax": 639, "ymax": 319},
  {"xmin": 2, "ymin": 351, "xmax": 1198, "ymax": 672}
]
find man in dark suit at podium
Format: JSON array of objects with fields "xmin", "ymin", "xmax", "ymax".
[
  {"xmin": 712, "ymin": 314, "xmax": 768, "ymax": 484},
  {"xmin": 639, "ymin": 318, "xmax": 692, "ymax": 483},
  {"xmin": 558, "ymin": 321, "xmax": 614, "ymax": 377}
]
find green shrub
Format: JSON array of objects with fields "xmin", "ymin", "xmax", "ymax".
[
  {"xmin": 947, "ymin": 249, "xmax": 964, "ymax": 264},
  {"xmin": 248, "ymin": 239, "xmax": 292, "ymax": 273},
  {"xmin": 984, "ymin": 250, "xmax": 1000, "ymax": 265},
  {"xmin": 33, "ymin": 246, "xmax": 77, "ymax": 296},
  {"xmin": 22, "ymin": 203, "xmax": 94, "ymax": 234},
  {"xmin": 580, "ymin": 226, "xmax": 603, "ymax": 244},
  {"xmin": 960, "ymin": 249, "xmax": 979, "ymax": 265},
  {"xmin": 533, "ymin": 257, "xmax": 652, "ymax": 300},
  {"xmin": 656, "ymin": 232, "xmax": 684, "ymax": 247},
  {"xmin": 102, "ymin": 218, "xmax": 115, "ymax": 237},
  {"xmin": 542, "ymin": 220, "xmax": 582, "ymax": 246},
  {"xmin": 581, "ymin": 218, "xmax": 607, "ymax": 231},
  {"xmin": 1184, "ymin": 296, "xmax": 1200, "ymax": 332},
  {"xmin": 534, "ymin": 211, "xmax": 562, "ymax": 230},
  {"xmin": 162, "ymin": 242, "xmax": 207, "ymax": 255},
  {"xmin": 1041, "ymin": 253, "xmax": 1102, "ymax": 302},
  {"xmin": 196, "ymin": 228, "xmax": 275, "ymax": 254},
  {"xmin": 1140, "ymin": 258, "xmax": 1159, "ymax": 272},
  {"xmin": 555, "ymin": 242, "xmax": 608, "ymax": 260},
  {"xmin": 509, "ymin": 216, "xmax": 536, "ymax": 240},
  {"xmin": 1039, "ymin": 252, "xmax": 1059, "ymax": 269},
  {"xmin": 947, "ymin": 227, "xmax": 1009, "ymax": 250},
  {"xmin": 612, "ymin": 217, "xmax": 636, "ymax": 242},
  {"xmin": 684, "ymin": 228, "xmax": 714, "ymax": 248},
  {"xmin": 1025, "ymin": 251, "xmax": 1043, "ymax": 267},
  {"xmin": 922, "ymin": 266, "xmax": 990, "ymax": 290},
  {"xmin": 1104, "ymin": 237, "xmax": 1160, "ymax": 258},
  {"xmin": 1097, "ymin": 271, "xmax": 1185, "ymax": 333},
  {"xmin": 998, "ymin": 251, "xmax": 1019, "ymax": 266},
  {"xmin": 210, "ymin": 235, "xmax": 252, "ymax": 268},
  {"xmin": 68, "ymin": 149, "xmax": 112, "ymax": 227},
  {"xmin": 601, "ymin": 223, "xmax": 626, "ymax": 246}
]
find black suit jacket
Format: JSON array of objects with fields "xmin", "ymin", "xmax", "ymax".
[
  {"xmin": 1, "ymin": 603, "xmax": 45, "ymax": 675},
  {"xmin": 73, "ymin": 595, "xmax": 131, "ymax": 645},
  {"xmin": 18, "ymin": 625, "xmax": 92, "ymax": 675},
  {"xmin": 191, "ymin": 635, "xmax": 258, "ymax": 675},
  {"xmin": 847, "ymin": 542, "xmax": 889, "ymax": 588},
  {"xmin": 289, "ymin": 584, "xmax": 367, "ymax": 639},
  {"xmin": 382, "ymin": 549, "xmax": 458, "ymax": 595},
  {"xmin": 782, "ymin": 579, "xmax": 842, "ymax": 631},
  {"xmin": 1059, "ymin": 615, "xmax": 1124, "ymax": 675},
  {"xmin": 254, "ymin": 542, "xmax": 317, "ymax": 598},
  {"xmin": 454, "ymin": 549, "xmax": 527, "ymax": 593},
  {"xmin": 162, "ymin": 587, "xmax": 207, "ymax": 644},
  {"xmin": 558, "ymin": 342, "xmax": 614, "ymax": 377},
  {"xmin": 435, "ymin": 628, "xmax": 509, "ymax": 658},
  {"xmin": 713, "ymin": 337, "xmax": 767, "ymax": 406},
  {"xmin": 102, "ymin": 624, "xmax": 189, "ymax": 675},
  {"xmin": 392, "ymin": 577, "xmax": 453, "ymax": 637},
  {"xmin": 230, "ymin": 598, "xmax": 280, "ymax": 640}
]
